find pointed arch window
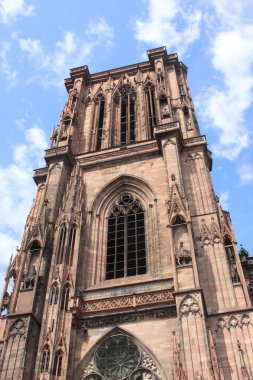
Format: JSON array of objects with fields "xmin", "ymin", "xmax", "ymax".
[
  {"xmin": 61, "ymin": 284, "xmax": 70, "ymax": 311},
  {"xmin": 94, "ymin": 93, "xmax": 105, "ymax": 150},
  {"xmin": 53, "ymin": 350, "xmax": 63, "ymax": 376},
  {"xmin": 40, "ymin": 345, "xmax": 50, "ymax": 373},
  {"xmin": 57, "ymin": 224, "xmax": 67, "ymax": 264},
  {"xmin": 114, "ymin": 84, "xmax": 136, "ymax": 145},
  {"xmin": 106, "ymin": 193, "xmax": 146, "ymax": 280},
  {"xmin": 50, "ymin": 284, "xmax": 59, "ymax": 305},
  {"xmin": 145, "ymin": 82, "xmax": 157, "ymax": 136},
  {"xmin": 66, "ymin": 224, "xmax": 76, "ymax": 266}
]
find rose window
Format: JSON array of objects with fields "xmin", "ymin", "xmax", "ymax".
[{"xmin": 94, "ymin": 335, "xmax": 140, "ymax": 380}]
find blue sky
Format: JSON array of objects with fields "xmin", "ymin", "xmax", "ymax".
[{"xmin": 0, "ymin": 0, "xmax": 253, "ymax": 290}]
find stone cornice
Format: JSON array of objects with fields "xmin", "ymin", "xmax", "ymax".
[
  {"xmin": 44, "ymin": 145, "xmax": 74, "ymax": 166},
  {"xmin": 33, "ymin": 167, "xmax": 48, "ymax": 185},
  {"xmin": 76, "ymin": 140, "xmax": 159, "ymax": 167}
]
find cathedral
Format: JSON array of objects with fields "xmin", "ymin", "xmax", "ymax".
[{"xmin": 1, "ymin": 46, "xmax": 253, "ymax": 380}]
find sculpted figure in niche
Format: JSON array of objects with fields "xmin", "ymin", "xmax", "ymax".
[
  {"xmin": 23, "ymin": 265, "xmax": 36, "ymax": 289},
  {"xmin": 176, "ymin": 242, "xmax": 192, "ymax": 266},
  {"xmin": 231, "ymin": 263, "xmax": 240, "ymax": 284}
]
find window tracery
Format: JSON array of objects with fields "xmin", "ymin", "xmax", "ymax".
[
  {"xmin": 94, "ymin": 335, "xmax": 140, "ymax": 380},
  {"xmin": 61, "ymin": 283, "xmax": 70, "ymax": 311},
  {"xmin": 114, "ymin": 84, "xmax": 136, "ymax": 145},
  {"xmin": 66, "ymin": 224, "xmax": 76, "ymax": 266},
  {"xmin": 57, "ymin": 224, "xmax": 67, "ymax": 264},
  {"xmin": 144, "ymin": 82, "xmax": 157, "ymax": 137},
  {"xmin": 81, "ymin": 334, "xmax": 161, "ymax": 380},
  {"xmin": 40, "ymin": 345, "xmax": 50, "ymax": 373},
  {"xmin": 106, "ymin": 193, "xmax": 146, "ymax": 280},
  {"xmin": 94, "ymin": 93, "xmax": 105, "ymax": 150},
  {"xmin": 53, "ymin": 350, "xmax": 63, "ymax": 376}
]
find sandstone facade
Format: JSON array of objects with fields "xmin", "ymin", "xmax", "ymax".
[{"xmin": 0, "ymin": 46, "xmax": 253, "ymax": 380}]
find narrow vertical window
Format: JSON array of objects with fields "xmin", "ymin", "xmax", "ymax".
[
  {"xmin": 61, "ymin": 284, "xmax": 70, "ymax": 311},
  {"xmin": 114, "ymin": 85, "xmax": 136, "ymax": 145},
  {"xmin": 66, "ymin": 225, "xmax": 76, "ymax": 266},
  {"xmin": 50, "ymin": 285, "xmax": 59, "ymax": 305},
  {"xmin": 145, "ymin": 83, "xmax": 157, "ymax": 137},
  {"xmin": 57, "ymin": 225, "xmax": 67, "ymax": 264},
  {"xmin": 53, "ymin": 351, "xmax": 63, "ymax": 376},
  {"xmin": 95, "ymin": 94, "xmax": 105, "ymax": 150},
  {"xmin": 40, "ymin": 345, "xmax": 50, "ymax": 373},
  {"xmin": 106, "ymin": 194, "xmax": 146, "ymax": 280}
]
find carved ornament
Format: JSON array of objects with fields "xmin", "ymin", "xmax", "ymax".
[
  {"xmin": 8, "ymin": 319, "xmax": 26, "ymax": 339},
  {"xmin": 77, "ymin": 142, "xmax": 158, "ymax": 166},
  {"xmin": 179, "ymin": 295, "xmax": 200, "ymax": 317},
  {"xmin": 217, "ymin": 313, "xmax": 253, "ymax": 330},
  {"xmin": 81, "ymin": 307, "xmax": 176, "ymax": 328},
  {"xmin": 78, "ymin": 289, "xmax": 173, "ymax": 314}
]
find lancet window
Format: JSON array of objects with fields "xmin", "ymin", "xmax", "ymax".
[
  {"xmin": 56, "ymin": 224, "xmax": 67, "ymax": 264},
  {"xmin": 66, "ymin": 224, "xmax": 76, "ymax": 266},
  {"xmin": 61, "ymin": 284, "xmax": 70, "ymax": 311},
  {"xmin": 53, "ymin": 351, "xmax": 63, "ymax": 376},
  {"xmin": 50, "ymin": 284, "xmax": 59, "ymax": 305},
  {"xmin": 40, "ymin": 345, "xmax": 50, "ymax": 373},
  {"xmin": 94, "ymin": 93, "xmax": 105, "ymax": 150},
  {"xmin": 145, "ymin": 82, "xmax": 157, "ymax": 136},
  {"xmin": 114, "ymin": 84, "xmax": 136, "ymax": 145},
  {"xmin": 106, "ymin": 193, "xmax": 146, "ymax": 280}
]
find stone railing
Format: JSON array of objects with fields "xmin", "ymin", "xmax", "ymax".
[
  {"xmin": 182, "ymin": 135, "xmax": 206, "ymax": 147},
  {"xmin": 71, "ymin": 288, "xmax": 174, "ymax": 315}
]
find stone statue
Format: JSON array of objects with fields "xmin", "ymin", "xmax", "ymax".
[
  {"xmin": 23, "ymin": 266, "xmax": 36, "ymax": 289},
  {"xmin": 176, "ymin": 242, "xmax": 192, "ymax": 266}
]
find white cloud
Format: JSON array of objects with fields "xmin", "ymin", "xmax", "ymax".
[
  {"xmin": 238, "ymin": 163, "xmax": 253, "ymax": 186},
  {"xmin": 134, "ymin": 0, "xmax": 202, "ymax": 55},
  {"xmin": 195, "ymin": 1, "xmax": 253, "ymax": 159},
  {"xmin": 18, "ymin": 18, "xmax": 114, "ymax": 87},
  {"xmin": 0, "ymin": 0, "xmax": 34, "ymax": 23},
  {"xmin": 0, "ymin": 41, "xmax": 17, "ymax": 86},
  {"xmin": 219, "ymin": 191, "xmax": 230, "ymax": 210},
  {"xmin": 0, "ymin": 123, "xmax": 47, "ymax": 269},
  {"xmin": 86, "ymin": 17, "xmax": 114, "ymax": 47}
]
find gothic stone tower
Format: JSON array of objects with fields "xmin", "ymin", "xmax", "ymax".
[{"xmin": 0, "ymin": 46, "xmax": 253, "ymax": 380}]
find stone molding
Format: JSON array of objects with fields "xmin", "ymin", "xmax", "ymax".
[
  {"xmin": 154, "ymin": 121, "xmax": 180, "ymax": 136},
  {"xmin": 182, "ymin": 135, "xmax": 206, "ymax": 147},
  {"xmin": 72, "ymin": 289, "xmax": 174, "ymax": 315},
  {"xmin": 77, "ymin": 141, "xmax": 158, "ymax": 167},
  {"xmin": 80, "ymin": 307, "xmax": 177, "ymax": 329}
]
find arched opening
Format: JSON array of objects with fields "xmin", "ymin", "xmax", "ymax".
[
  {"xmin": 50, "ymin": 283, "xmax": 59, "ymax": 305},
  {"xmin": 106, "ymin": 193, "xmax": 147, "ymax": 280},
  {"xmin": 61, "ymin": 283, "xmax": 70, "ymax": 311},
  {"xmin": 74, "ymin": 329, "xmax": 164, "ymax": 380},
  {"xmin": 144, "ymin": 82, "xmax": 157, "ymax": 137},
  {"xmin": 57, "ymin": 224, "xmax": 67, "ymax": 264},
  {"xmin": 53, "ymin": 350, "xmax": 63, "ymax": 376},
  {"xmin": 40, "ymin": 344, "xmax": 50, "ymax": 373},
  {"xmin": 114, "ymin": 84, "xmax": 136, "ymax": 145},
  {"xmin": 94, "ymin": 93, "xmax": 105, "ymax": 150},
  {"xmin": 66, "ymin": 224, "xmax": 77, "ymax": 266}
]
